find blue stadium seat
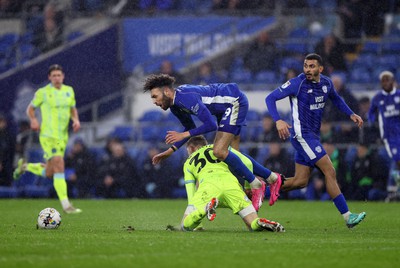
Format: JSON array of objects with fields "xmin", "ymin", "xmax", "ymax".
[
  {"xmin": 280, "ymin": 57, "xmax": 303, "ymax": 71},
  {"xmin": 254, "ymin": 71, "xmax": 277, "ymax": 83},
  {"xmin": 141, "ymin": 125, "xmax": 163, "ymax": 142},
  {"xmin": 246, "ymin": 109, "xmax": 261, "ymax": 122},
  {"xmin": 383, "ymin": 41, "xmax": 400, "ymax": 53},
  {"xmin": 230, "ymin": 67, "xmax": 252, "ymax": 83},
  {"xmin": 139, "ymin": 110, "xmax": 164, "ymax": 122},
  {"xmin": 288, "ymin": 28, "xmax": 310, "ymax": 38},
  {"xmin": 27, "ymin": 148, "xmax": 44, "ymax": 163},
  {"xmin": 351, "ymin": 53, "xmax": 377, "ymax": 70},
  {"xmin": 350, "ymin": 67, "xmax": 372, "ymax": 83},
  {"xmin": 111, "ymin": 125, "xmax": 135, "ymax": 141},
  {"xmin": 361, "ymin": 40, "xmax": 381, "ymax": 54}
]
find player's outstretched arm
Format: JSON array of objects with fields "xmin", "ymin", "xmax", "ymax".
[
  {"xmin": 26, "ymin": 105, "xmax": 40, "ymax": 131},
  {"xmin": 71, "ymin": 107, "xmax": 81, "ymax": 132},
  {"xmin": 152, "ymin": 147, "xmax": 174, "ymax": 165},
  {"xmin": 350, "ymin": 114, "xmax": 363, "ymax": 128},
  {"xmin": 276, "ymin": 119, "xmax": 292, "ymax": 140},
  {"xmin": 165, "ymin": 130, "xmax": 190, "ymax": 144}
]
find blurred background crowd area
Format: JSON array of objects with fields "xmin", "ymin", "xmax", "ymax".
[{"xmin": 0, "ymin": 0, "xmax": 399, "ymax": 201}]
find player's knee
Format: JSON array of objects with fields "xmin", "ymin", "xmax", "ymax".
[{"xmin": 213, "ymin": 147, "xmax": 228, "ymax": 160}]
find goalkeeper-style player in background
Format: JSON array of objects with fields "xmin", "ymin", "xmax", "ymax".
[
  {"xmin": 13, "ymin": 64, "xmax": 82, "ymax": 214},
  {"xmin": 180, "ymin": 135, "xmax": 285, "ymax": 232}
]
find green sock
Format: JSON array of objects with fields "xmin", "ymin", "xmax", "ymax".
[
  {"xmin": 53, "ymin": 173, "xmax": 68, "ymax": 201},
  {"xmin": 26, "ymin": 163, "xmax": 45, "ymax": 177},
  {"xmin": 250, "ymin": 218, "xmax": 262, "ymax": 231}
]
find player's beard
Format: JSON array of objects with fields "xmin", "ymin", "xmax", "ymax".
[
  {"xmin": 161, "ymin": 94, "xmax": 171, "ymax": 110},
  {"xmin": 306, "ymin": 70, "xmax": 320, "ymax": 82}
]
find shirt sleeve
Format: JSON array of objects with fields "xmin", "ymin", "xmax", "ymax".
[
  {"xmin": 188, "ymin": 106, "xmax": 218, "ymax": 137},
  {"xmin": 328, "ymin": 86, "xmax": 354, "ymax": 116},
  {"xmin": 183, "ymin": 161, "xmax": 197, "ymax": 205},
  {"xmin": 31, "ymin": 88, "xmax": 43, "ymax": 108},
  {"xmin": 170, "ymin": 107, "xmax": 196, "ymax": 149},
  {"xmin": 70, "ymin": 87, "xmax": 76, "ymax": 108},
  {"xmin": 265, "ymin": 80, "xmax": 297, "ymax": 122}
]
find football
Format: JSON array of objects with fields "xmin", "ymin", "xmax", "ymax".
[{"xmin": 37, "ymin": 208, "xmax": 62, "ymax": 229}]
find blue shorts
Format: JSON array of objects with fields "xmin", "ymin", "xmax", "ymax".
[
  {"xmin": 217, "ymin": 89, "xmax": 248, "ymax": 136},
  {"xmin": 291, "ymin": 135, "xmax": 326, "ymax": 167},
  {"xmin": 384, "ymin": 138, "xmax": 400, "ymax": 162}
]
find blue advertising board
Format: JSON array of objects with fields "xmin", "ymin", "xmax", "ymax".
[{"xmin": 122, "ymin": 16, "xmax": 275, "ymax": 73}]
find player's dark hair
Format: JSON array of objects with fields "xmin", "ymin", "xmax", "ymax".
[
  {"xmin": 186, "ymin": 136, "xmax": 208, "ymax": 148},
  {"xmin": 305, "ymin": 53, "xmax": 323, "ymax": 66},
  {"xmin": 143, "ymin": 74, "xmax": 176, "ymax": 92},
  {"xmin": 48, "ymin": 64, "xmax": 63, "ymax": 75}
]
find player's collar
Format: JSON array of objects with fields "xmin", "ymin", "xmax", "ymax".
[
  {"xmin": 382, "ymin": 87, "xmax": 396, "ymax": 95},
  {"xmin": 172, "ymin": 90, "xmax": 177, "ymax": 105}
]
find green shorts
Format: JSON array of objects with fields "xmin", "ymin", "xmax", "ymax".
[
  {"xmin": 39, "ymin": 136, "xmax": 67, "ymax": 160},
  {"xmin": 191, "ymin": 175, "xmax": 252, "ymax": 214}
]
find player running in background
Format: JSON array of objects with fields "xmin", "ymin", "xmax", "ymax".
[
  {"xmin": 143, "ymin": 74, "xmax": 283, "ymax": 210},
  {"xmin": 13, "ymin": 64, "xmax": 82, "ymax": 214},
  {"xmin": 265, "ymin": 53, "xmax": 366, "ymax": 228},
  {"xmin": 180, "ymin": 135, "xmax": 285, "ymax": 232},
  {"xmin": 368, "ymin": 71, "xmax": 400, "ymax": 201}
]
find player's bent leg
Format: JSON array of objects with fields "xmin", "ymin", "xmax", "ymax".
[
  {"xmin": 206, "ymin": 197, "xmax": 219, "ymax": 221},
  {"xmin": 240, "ymin": 207, "xmax": 285, "ymax": 232},
  {"xmin": 269, "ymin": 173, "xmax": 284, "ymax": 206},
  {"xmin": 346, "ymin": 212, "xmax": 366, "ymax": 229},
  {"xmin": 13, "ymin": 159, "xmax": 26, "ymax": 180},
  {"xmin": 281, "ymin": 163, "xmax": 312, "ymax": 191},
  {"xmin": 182, "ymin": 208, "xmax": 207, "ymax": 231},
  {"xmin": 251, "ymin": 178, "xmax": 266, "ymax": 211},
  {"xmin": 252, "ymin": 218, "xmax": 285, "ymax": 232}
]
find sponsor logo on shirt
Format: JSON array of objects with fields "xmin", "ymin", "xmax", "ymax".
[
  {"xmin": 307, "ymin": 89, "xmax": 313, "ymax": 93},
  {"xmin": 315, "ymin": 146, "xmax": 322, "ymax": 153},
  {"xmin": 281, "ymin": 81, "xmax": 291, "ymax": 89}
]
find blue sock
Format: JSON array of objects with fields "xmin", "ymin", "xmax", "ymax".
[
  {"xmin": 224, "ymin": 151, "xmax": 255, "ymax": 183},
  {"xmin": 333, "ymin": 193, "xmax": 349, "ymax": 214},
  {"xmin": 242, "ymin": 152, "xmax": 272, "ymax": 179}
]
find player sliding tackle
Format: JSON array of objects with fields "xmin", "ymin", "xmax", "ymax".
[
  {"xmin": 143, "ymin": 74, "xmax": 283, "ymax": 211},
  {"xmin": 180, "ymin": 136, "xmax": 285, "ymax": 232}
]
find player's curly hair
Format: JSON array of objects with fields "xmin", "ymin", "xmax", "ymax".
[{"xmin": 143, "ymin": 74, "xmax": 176, "ymax": 92}]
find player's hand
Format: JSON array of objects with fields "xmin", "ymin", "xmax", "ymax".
[
  {"xmin": 350, "ymin": 114, "xmax": 363, "ymax": 128},
  {"xmin": 165, "ymin": 131, "xmax": 186, "ymax": 144},
  {"xmin": 30, "ymin": 118, "xmax": 40, "ymax": 131},
  {"xmin": 276, "ymin": 120, "xmax": 291, "ymax": 140},
  {"xmin": 152, "ymin": 150, "xmax": 173, "ymax": 165},
  {"xmin": 72, "ymin": 120, "xmax": 81, "ymax": 132}
]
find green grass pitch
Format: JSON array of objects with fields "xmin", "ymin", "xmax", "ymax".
[{"xmin": 0, "ymin": 199, "xmax": 399, "ymax": 268}]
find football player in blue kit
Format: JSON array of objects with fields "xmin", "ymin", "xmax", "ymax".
[
  {"xmin": 265, "ymin": 53, "xmax": 366, "ymax": 228},
  {"xmin": 368, "ymin": 71, "xmax": 400, "ymax": 201},
  {"xmin": 143, "ymin": 74, "xmax": 283, "ymax": 211}
]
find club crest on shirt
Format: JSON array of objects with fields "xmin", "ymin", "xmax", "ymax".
[
  {"xmin": 281, "ymin": 81, "xmax": 291, "ymax": 89},
  {"xmin": 393, "ymin": 148, "xmax": 398, "ymax": 155},
  {"xmin": 395, "ymin": 96, "xmax": 400, "ymax": 103},
  {"xmin": 191, "ymin": 103, "xmax": 199, "ymax": 114},
  {"xmin": 315, "ymin": 146, "xmax": 322, "ymax": 153},
  {"xmin": 322, "ymin": 85, "xmax": 327, "ymax": 93}
]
